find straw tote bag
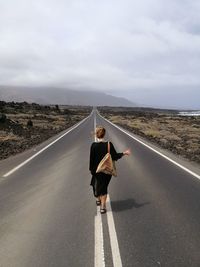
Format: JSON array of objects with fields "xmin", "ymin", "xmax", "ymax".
[{"xmin": 96, "ymin": 142, "xmax": 117, "ymax": 177}]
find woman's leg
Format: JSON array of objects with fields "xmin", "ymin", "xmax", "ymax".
[
  {"xmin": 100, "ymin": 194, "xmax": 107, "ymax": 209},
  {"xmin": 96, "ymin": 196, "xmax": 101, "ymax": 206},
  {"xmin": 100, "ymin": 175, "xmax": 111, "ymax": 209}
]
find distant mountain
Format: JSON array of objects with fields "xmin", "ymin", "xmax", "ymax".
[{"xmin": 0, "ymin": 86, "xmax": 135, "ymax": 107}]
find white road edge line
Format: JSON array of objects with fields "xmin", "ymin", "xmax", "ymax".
[
  {"xmin": 107, "ymin": 195, "xmax": 123, "ymax": 267},
  {"xmin": 98, "ymin": 112, "xmax": 200, "ymax": 180},
  {"xmin": 94, "ymin": 111, "xmax": 105, "ymax": 267},
  {"xmin": 3, "ymin": 115, "xmax": 90, "ymax": 178}
]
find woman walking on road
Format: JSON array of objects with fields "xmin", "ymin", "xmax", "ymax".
[{"xmin": 89, "ymin": 126, "xmax": 130, "ymax": 214}]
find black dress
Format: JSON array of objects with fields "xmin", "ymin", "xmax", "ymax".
[{"xmin": 89, "ymin": 141, "xmax": 123, "ymax": 197}]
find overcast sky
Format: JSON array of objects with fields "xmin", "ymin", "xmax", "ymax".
[{"xmin": 0, "ymin": 0, "xmax": 200, "ymax": 108}]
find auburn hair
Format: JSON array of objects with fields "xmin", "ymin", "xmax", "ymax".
[{"xmin": 95, "ymin": 126, "xmax": 106, "ymax": 139}]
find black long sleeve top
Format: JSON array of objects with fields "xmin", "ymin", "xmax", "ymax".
[{"xmin": 89, "ymin": 141, "xmax": 123, "ymax": 175}]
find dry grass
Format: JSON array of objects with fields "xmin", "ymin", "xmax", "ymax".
[
  {"xmin": 0, "ymin": 103, "xmax": 91, "ymax": 160},
  {"xmin": 102, "ymin": 112, "xmax": 200, "ymax": 164},
  {"xmin": 0, "ymin": 131, "xmax": 22, "ymax": 142}
]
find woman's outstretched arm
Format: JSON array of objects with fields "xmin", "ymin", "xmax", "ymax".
[{"xmin": 110, "ymin": 142, "xmax": 131, "ymax": 160}]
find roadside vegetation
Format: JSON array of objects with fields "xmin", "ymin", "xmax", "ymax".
[
  {"xmin": 0, "ymin": 101, "xmax": 91, "ymax": 160},
  {"xmin": 99, "ymin": 107, "xmax": 200, "ymax": 164}
]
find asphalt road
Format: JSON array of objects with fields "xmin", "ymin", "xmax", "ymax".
[{"xmin": 0, "ymin": 110, "xmax": 200, "ymax": 267}]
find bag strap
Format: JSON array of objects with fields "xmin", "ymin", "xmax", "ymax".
[{"xmin": 107, "ymin": 142, "xmax": 110, "ymax": 154}]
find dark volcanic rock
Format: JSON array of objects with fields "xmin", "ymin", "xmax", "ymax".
[{"xmin": 0, "ymin": 101, "xmax": 91, "ymax": 160}]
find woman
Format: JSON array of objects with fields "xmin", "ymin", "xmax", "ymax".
[{"xmin": 89, "ymin": 126, "xmax": 130, "ymax": 214}]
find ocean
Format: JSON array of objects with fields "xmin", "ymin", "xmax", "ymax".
[{"xmin": 179, "ymin": 111, "xmax": 200, "ymax": 116}]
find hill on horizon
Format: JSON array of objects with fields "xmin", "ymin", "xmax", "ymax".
[{"xmin": 0, "ymin": 86, "xmax": 136, "ymax": 107}]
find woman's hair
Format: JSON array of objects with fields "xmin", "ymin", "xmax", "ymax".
[{"xmin": 95, "ymin": 126, "xmax": 106, "ymax": 139}]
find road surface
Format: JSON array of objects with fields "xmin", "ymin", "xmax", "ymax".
[{"xmin": 0, "ymin": 110, "xmax": 200, "ymax": 267}]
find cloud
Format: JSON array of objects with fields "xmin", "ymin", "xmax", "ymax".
[{"xmin": 0, "ymin": 0, "xmax": 200, "ymax": 108}]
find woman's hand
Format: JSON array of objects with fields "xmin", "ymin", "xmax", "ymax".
[{"xmin": 123, "ymin": 149, "xmax": 131, "ymax": 156}]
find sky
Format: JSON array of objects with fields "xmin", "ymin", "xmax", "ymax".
[{"xmin": 0, "ymin": 0, "xmax": 200, "ymax": 109}]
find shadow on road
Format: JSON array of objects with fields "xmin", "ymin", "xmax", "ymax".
[{"xmin": 111, "ymin": 198, "xmax": 150, "ymax": 212}]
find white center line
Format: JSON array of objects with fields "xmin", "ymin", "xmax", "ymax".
[
  {"xmin": 94, "ymin": 110, "xmax": 122, "ymax": 267},
  {"xmin": 94, "ymin": 110, "xmax": 97, "ymax": 142},
  {"xmin": 94, "ymin": 110, "xmax": 106, "ymax": 267},
  {"xmin": 106, "ymin": 195, "xmax": 123, "ymax": 267},
  {"xmin": 95, "ymin": 207, "xmax": 106, "ymax": 267}
]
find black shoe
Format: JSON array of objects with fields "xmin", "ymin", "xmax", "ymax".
[
  {"xmin": 100, "ymin": 208, "xmax": 107, "ymax": 214},
  {"xmin": 96, "ymin": 200, "xmax": 101, "ymax": 206}
]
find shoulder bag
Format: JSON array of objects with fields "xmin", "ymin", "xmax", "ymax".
[{"xmin": 96, "ymin": 142, "xmax": 117, "ymax": 177}]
